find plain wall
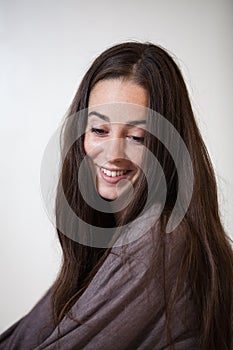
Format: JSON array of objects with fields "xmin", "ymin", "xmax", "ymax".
[{"xmin": 0, "ymin": 0, "xmax": 232, "ymax": 332}]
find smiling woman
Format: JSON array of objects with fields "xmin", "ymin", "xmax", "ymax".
[
  {"xmin": 85, "ymin": 79, "xmax": 148, "ymax": 200},
  {"xmin": 0, "ymin": 42, "xmax": 232, "ymax": 350}
]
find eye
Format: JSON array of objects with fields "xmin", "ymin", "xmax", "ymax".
[
  {"xmin": 91, "ymin": 127, "xmax": 108, "ymax": 136},
  {"xmin": 127, "ymin": 135, "xmax": 145, "ymax": 144}
]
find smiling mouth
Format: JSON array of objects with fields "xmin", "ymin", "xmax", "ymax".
[
  {"xmin": 101, "ymin": 167, "xmax": 129, "ymax": 177},
  {"xmin": 97, "ymin": 165, "xmax": 132, "ymax": 178},
  {"xmin": 95, "ymin": 165, "xmax": 134, "ymax": 185}
]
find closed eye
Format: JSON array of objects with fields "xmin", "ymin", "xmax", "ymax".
[
  {"xmin": 91, "ymin": 128, "xmax": 144, "ymax": 143},
  {"xmin": 128, "ymin": 135, "xmax": 145, "ymax": 144},
  {"xmin": 91, "ymin": 127, "xmax": 108, "ymax": 135}
]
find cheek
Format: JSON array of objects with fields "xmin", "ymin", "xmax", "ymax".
[
  {"xmin": 83, "ymin": 133, "xmax": 92, "ymax": 154},
  {"xmin": 84, "ymin": 132, "xmax": 103, "ymax": 159},
  {"xmin": 84, "ymin": 132, "xmax": 99, "ymax": 155},
  {"xmin": 126, "ymin": 146, "xmax": 144, "ymax": 167}
]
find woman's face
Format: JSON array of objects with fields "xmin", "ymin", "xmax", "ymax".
[{"xmin": 84, "ymin": 79, "xmax": 148, "ymax": 200}]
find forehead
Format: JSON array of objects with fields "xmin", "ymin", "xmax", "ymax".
[
  {"xmin": 89, "ymin": 79, "xmax": 148, "ymax": 106},
  {"xmin": 88, "ymin": 102, "xmax": 148, "ymax": 125},
  {"xmin": 88, "ymin": 79, "xmax": 149, "ymax": 124}
]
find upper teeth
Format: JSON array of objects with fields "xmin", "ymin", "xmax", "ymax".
[{"xmin": 101, "ymin": 168, "xmax": 127, "ymax": 177}]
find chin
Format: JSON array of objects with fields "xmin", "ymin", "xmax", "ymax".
[{"xmin": 98, "ymin": 189, "xmax": 117, "ymax": 201}]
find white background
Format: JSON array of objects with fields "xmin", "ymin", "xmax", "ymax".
[{"xmin": 0, "ymin": 0, "xmax": 232, "ymax": 332}]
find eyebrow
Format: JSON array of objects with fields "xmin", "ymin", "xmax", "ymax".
[{"xmin": 88, "ymin": 111, "xmax": 146, "ymax": 126}]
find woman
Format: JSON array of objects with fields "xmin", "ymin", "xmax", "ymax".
[{"xmin": 0, "ymin": 42, "xmax": 232, "ymax": 349}]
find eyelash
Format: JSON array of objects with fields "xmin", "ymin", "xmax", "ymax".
[
  {"xmin": 91, "ymin": 127, "xmax": 108, "ymax": 135},
  {"xmin": 90, "ymin": 127, "xmax": 145, "ymax": 144}
]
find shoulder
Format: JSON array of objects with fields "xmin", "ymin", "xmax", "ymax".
[{"xmin": 111, "ymin": 207, "xmax": 190, "ymax": 269}]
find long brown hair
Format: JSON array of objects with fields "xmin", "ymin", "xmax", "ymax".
[{"xmin": 52, "ymin": 42, "xmax": 233, "ymax": 349}]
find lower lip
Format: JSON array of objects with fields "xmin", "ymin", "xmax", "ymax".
[{"xmin": 99, "ymin": 168, "xmax": 131, "ymax": 184}]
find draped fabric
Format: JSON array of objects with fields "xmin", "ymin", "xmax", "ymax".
[{"xmin": 0, "ymin": 209, "xmax": 200, "ymax": 349}]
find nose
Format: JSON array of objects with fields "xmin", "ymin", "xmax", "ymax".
[{"xmin": 105, "ymin": 137, "xmax": 125, "ymax": 162}]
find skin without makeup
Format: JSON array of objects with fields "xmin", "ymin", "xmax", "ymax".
[{"xmin": 84, "ymin": 79, "xmax": 149, "ymax": 200}]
